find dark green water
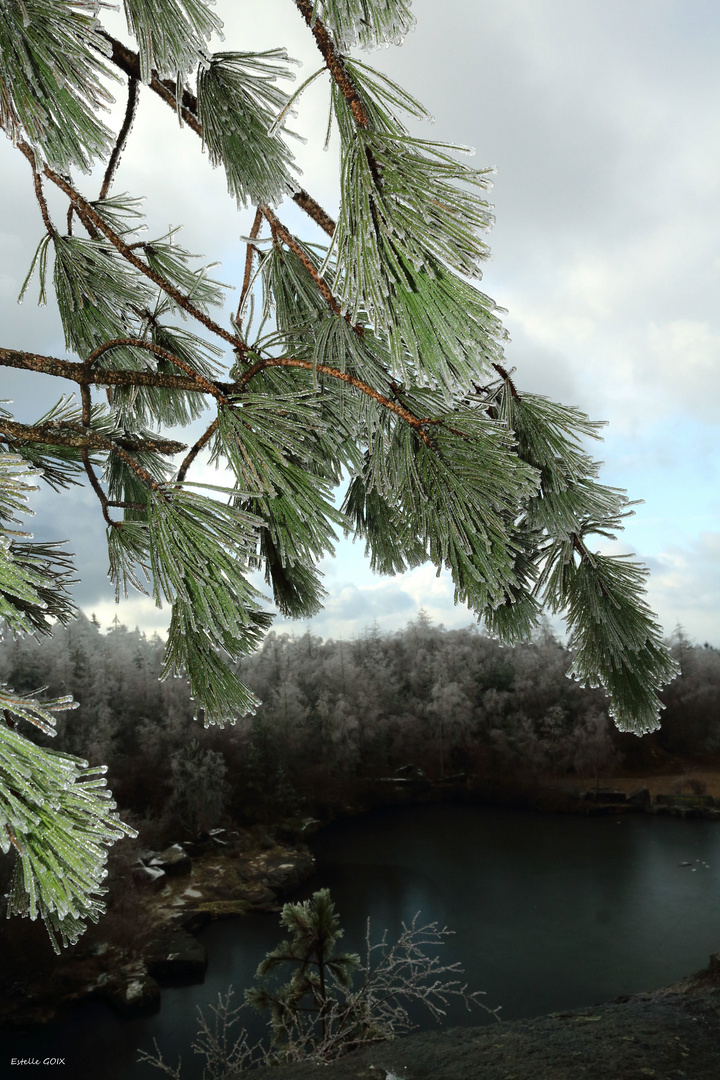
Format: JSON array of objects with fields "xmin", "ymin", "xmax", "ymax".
[{"xmin": 4, "ymin": 803, "xmax": 720, "ymax": 1080}]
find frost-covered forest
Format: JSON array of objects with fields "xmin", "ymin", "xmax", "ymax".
[{"xmin": 1, "ymin": 614, "xmax": 718, "ymax": 840}]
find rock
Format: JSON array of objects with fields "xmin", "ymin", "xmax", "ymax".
[
  {"xmin": 394, "ymin": 764, "xmax": 427, "ymax": 780},
  {"xmin": 94, "ymin": 968, "xmax": 161, "ymax": 1016},
  {"xmin": 580, "ymin": 790, "xmax": 628, "ymax": 804},
  {"xmin": 238, "ymin": 881, "xmax": 279, "ymax": 907},
  {"xmin": 182, "ymin": 837, "xmax": 212, "ymax": 857},
  {"xmin": 236, "ymin": 846, "xmax": 316, "ymax": 901},
  {"xmin": 261, "ymin": 851, "xmax": 316, "ymax": 899},
  {"xmin": 133, "ymin": 864, "xmax": 167, "ymax": 891},
  {"xmin": 146, "ymin": 929, "xmax": 208, "ymax": 984},
  {"xmin": 627, "ymin": 787, "xmax": 651, "ymax": 808},
  {"xmin": 238, "ymin": 985, "xmax": 720, "ymax": 1080},
  {"xmin": 655, "ymin": 793, "xmax": 715, "ymax": 808},
  {"xmin": 149, "ymin": 843, "xmax": 192, "ymax": 877}
]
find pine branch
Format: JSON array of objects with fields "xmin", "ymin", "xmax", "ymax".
[
  {"xmin": 262, "ymin": 206, "xmax": 352, "ymax": 325},
  {"xmin": 294, "ymin": 0, "xmax": 369, "ymax": 127},
  {"xmin": 96, "ymin": 32, "xmax": 336, "ymax": 236},
  {"xmin": 0, "ymin": 347, "xmax": 223, "ymax": 394},
  {"xmin": 98, "ymin": 75, "xmax": 140, "ymax": 200},
  {"xmin": 237, "ymin": 207, "xmax": 264, "ymax": 330},
  {"xmin": 238, "ymin": 356, "xmax": 435, "ymax": 444},
  {"xmin": 29, "ymin": 152, "xmax": 247, "ymax": 353},
  {"xmin": 17, "ymin": 141, "xmax": 55, "ymax": 236},
  {"xmin": 0, "ymin": 418, "xmax": 185, "ymax": 458},
  {"xmin": 177, "ymin": 418, "xmax": 219, "ymax": 483},
  {"xmin": 292, "ymin": 189, "xmax": 337, "ymax": 236},
  {"xmin": 83, "ymin": 339, "xmax": 231, "ymax": 403}
]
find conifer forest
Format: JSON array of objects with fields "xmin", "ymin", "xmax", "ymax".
[{"xmin": 1, "ymin": 614, "xmax": 718, "ymax": 839}]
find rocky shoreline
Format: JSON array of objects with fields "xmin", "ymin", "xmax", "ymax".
[
  {"xmin": 342, "ymin": 772, "xmax": 720, "ymax": 821},
  {"xmin": 0, "ymin": 828, "xmax": 316, "ymax": 1029}
]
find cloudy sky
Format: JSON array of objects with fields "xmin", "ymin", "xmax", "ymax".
[{"xmin": 2, "ymin": 0, "xmax": 719, "ymax": 645}]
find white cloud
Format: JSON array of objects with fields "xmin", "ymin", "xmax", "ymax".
[{"xmin": 88, "ymin": 596, "xmax": 172, "ymax": 638}]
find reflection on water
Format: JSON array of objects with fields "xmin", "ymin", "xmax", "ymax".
[{"xmin": 3, "ymin": 803, "xmax": 720, "ymax": 1080}]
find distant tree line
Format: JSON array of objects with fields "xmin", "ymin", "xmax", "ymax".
[{"xmin": 1, "ymin": 614, "xmax": 718, "ymax": 840}]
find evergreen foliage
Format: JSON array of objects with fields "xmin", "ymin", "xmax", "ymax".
[{"xmin": 1, "ymin": 0, "xmax": 677, "ymax": 945}]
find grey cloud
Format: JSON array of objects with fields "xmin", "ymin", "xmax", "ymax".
[
  {"xmin": 25, "ymin": 481, "xmax": 113, "ymax": 609},
  {"xmin": 644, "ymin": 533, "xmax": 720, "ymax": 643}
]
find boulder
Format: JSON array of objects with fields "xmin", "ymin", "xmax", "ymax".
[
  {"xmin": 146, "ymin": 928, "xmax": 208, "ymax": 984},
  {"xmin": 580, "ymin": 790, "xmax": 628, "ymax": 804},
  {"xmin": 133, "ymin": 864, "xmax": 167, "ymax": 891},
  {"xmin": 149, "ymin": 843, "xmax": 192, "ymax": 877},
  {"xmin": 655, "ymin": 793, "xmax": 715, "ymax": 809},
  {"xmin": 236, "ymin": 846, "xmax": 316, "ymax": 900},
  {"xmin": 261, "ymin": 851, "xmax": 316, "ymax": 899},
  {"xmin": 237, "ymin": 881, "xmax": 279, "ymax": 907}
]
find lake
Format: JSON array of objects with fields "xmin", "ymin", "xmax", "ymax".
[{"xmin": 4, "ymin": 802, "xmax": 720, "ymax": 1079}]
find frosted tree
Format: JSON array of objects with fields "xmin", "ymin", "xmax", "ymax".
[{"xmin": 0, "ymin": 0, "xmax": 676, "ymax": 947}]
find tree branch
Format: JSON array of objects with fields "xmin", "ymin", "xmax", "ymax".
[
  {"xmin": 17, "ymin": 141, "xmax": 55, "ymax": 236},
  {"xmin": 0, "ymin": 346, "xmax": 227, "ymax": 394},
  {"xmin": 236, "ymin": 206, "xmax": 264, "ymax": 332},
  {"xmin": 293, "ymin": 0, "xmax": 369, "ymax": 127},
  {"xmin": 99, "ymin": 74, "xmax": 140, "ymax": 200},
  {"xmin": 238, "ymin": 356, "xmax": 433, "ymax": 445},
  {"xmin": 491, "ymin": 362, "xmax": 520, "ymax": 400},
  {"xmin": 292, "ymin": 188, "xmax": 336, "ymax": 236},
  {"xmin": 177, "ymin": 418, "xmax": 219, "ymax": 483},
  {"xmin": 96, "ymin": 32, "xmax": 337, "ymax": 237},
  {"xmin": 36, "ymin": 160, "xmax": 247, "ymax": 354},
  {"xmin": 84, "ymin": 338, "xmax": 230, "ymax": 403},
  {"xmin": 262, "ymin": 205, "xmax": 348, "ymax": 321},
  {"xmin": 78, "ymin": 383, "xmax": 115, "ymax": 525},
  {"xmin": 0, "ymin": 418, "xmax": 185, "ymax": 457}
]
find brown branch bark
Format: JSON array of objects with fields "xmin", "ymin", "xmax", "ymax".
[
  {"xmin": 17, "ymin": 141, "xmax": 55, "ymax": 236},
  {"xmin": 491, "ymin": 362, "xmax": 520, "ymax": 399},
  {"xmin": 84, "ymin": 338, "xmax": 229, "ymax": 403},
  {"xmin": 263, "ymin": 206, "xmax": 342, "ymax": 316},
  {"xmin": 292, "ymin": 188, "xmax": 336, "ymax": 236},
  {"xmin": 238, "ymin": 356, "xmax": 433, "ymax": 445},
  {"xmin": 0, "ymin": 419, "xmax": 185, "ymax": 457},
  {"xmin": 236, "ymin": 206, "xmax": 264, "ymax": 331},
  {"xmin": 99, "ymin": 31, "xmax": 203, "ymax": 137},
  {"xmin": 262, "ymin": 205, "xmax": 363, "ymax": 334},
  {"xmin": 177, "ymin": 418, "xmax": 219, "ymax": 483},
  {"xmin": 0, "ymin": 346, "xmax": 228, "ymax": 394},
  {"xmin": 5, "ymin": 825, "xmax": 22, "ymax": 854},
  {"xmin": 79, "ymin": 383, "xmax": 114, "ymax": 525},
  {"xmin": 293, "ymin": 0, "xmax": 369, "ymax": 127}
]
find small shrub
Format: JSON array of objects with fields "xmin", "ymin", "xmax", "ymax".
[{"xmin": 139, "ymin": 889, "xmax": 498, "ymax": 1076}]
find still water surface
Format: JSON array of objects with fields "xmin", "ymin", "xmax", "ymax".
[{"xmin": 5, "ymin": 803, "xmax": 720, "ymax": 1080}]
